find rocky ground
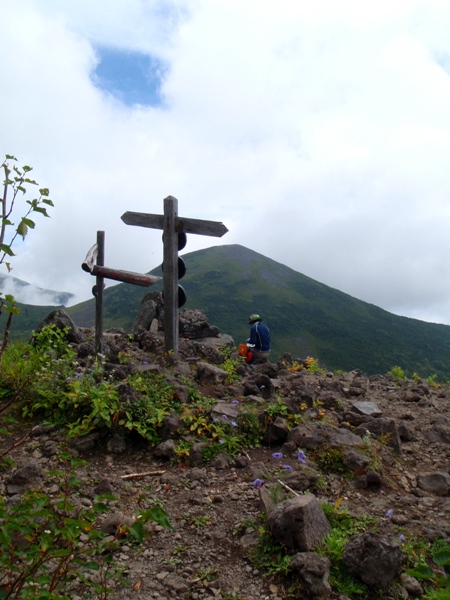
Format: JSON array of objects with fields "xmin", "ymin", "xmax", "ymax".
[{"xmin": 3, "ymin": 310, "xmax": 450, "ymax": 600}]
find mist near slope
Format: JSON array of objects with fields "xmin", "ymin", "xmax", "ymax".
[{"xmin": 0, "ymin": 275, "xmax": 74, "ymax": 306}]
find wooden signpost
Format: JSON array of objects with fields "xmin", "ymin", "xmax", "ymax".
[
  {"xmin": 82, "ymin": 231, "xmax": 161, "ymax": 354},
  {"xmin": 121, "ymin": 195, "xmax": 228, "ymax": 353}
]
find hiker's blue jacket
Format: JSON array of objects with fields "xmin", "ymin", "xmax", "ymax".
[{"xmin": 248, "ymin": 322, "xmax": 271, "ymax": 353}]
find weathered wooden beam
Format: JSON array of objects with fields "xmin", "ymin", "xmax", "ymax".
[
  {"xmin": 121, "ymin": 211, "xmax": 228, "ymax": 238},
  {"xmin": 83, "ymin": 264, "xmax": 161, "ymax": 287},
  {"xmin": 95, "ymin": 231, "xmax": 105, "ymax": 355},
  {"xmin": 121, "ymin": 212, "xmax": 164, "ymax": 230},
  {"xmin": 163, "ymin": 196, "xmax": 179, "ymax": 353}
]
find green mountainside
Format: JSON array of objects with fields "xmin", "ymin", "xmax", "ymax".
[{"xmin": 3, "ymin": 244, "xmax": 450, "ymax": 379}]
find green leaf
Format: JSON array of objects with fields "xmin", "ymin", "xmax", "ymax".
[
  {"xmin": 39, "ymin": 187, "xmax": 50, "ymax": 196},
  {"xmin": 0, "ymin": 244, "xmax": 14, "ymax": 256},
  {"xmin": 143, "ymin": 506, "xmax": 173, "ymax": 529},
  {"xmin": 32, "ymin": 206, "xmax": 50, "ymax": 217},
  {"xmin": 433, "ymin": 549, "xmax": 450, "ymax": 567},
  {"xmin": 93, "ymin": 502, "xmax": 109, "ymax": 513},
  {"xmin": 16, "ymin": 221, "xmax": 28, "ymax": 239},
  {"xmin": 5, "ymin": 154, "xmax": 17, "ymax": 160},
  {"xmin": 94, "ymin": 493, "xmax": 117, "ymax": 502},
  {"xmin": 129, "ymin": 520, "xmax": 145, "ymax": 543},
  {"xmin": 407, "ymin": 564, "xmax": 435, "ymax": 581},
  {"xmin": 3, "ymin": 305, "xmax": 20, "ymax": 315},
  {"xmin": 423, "ymin": 590, "xmax": 450, "ymax": 600},
  {"xmin": 42, "ymin": 198, "xmax": 54, "ymax": 206},
  {"xmin": 21, "ymin": 217, "xmax": 35, "ymax": 229}
]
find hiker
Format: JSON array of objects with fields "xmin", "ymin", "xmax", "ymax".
[{"xmin": 246, "ymin": 314, "xmax": 271, "ymax": 363}]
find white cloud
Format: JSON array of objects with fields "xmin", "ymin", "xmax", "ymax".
[{"xmin": 2, "ymin": 0, "xmax": 450, "ymax": 326}]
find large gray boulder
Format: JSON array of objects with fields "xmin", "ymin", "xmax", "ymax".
[
  {"xmin": 196, "ymin": 362, "xmax": 229, "ymax": 385},
  {"xmin": 267, "ymin": 494, "xmax": 331, "ymax": 551},
  {"xmin": 178, "ymin": 309, "xmax": 220, "ymax": 339},
  {"xmin": 354, "ymin": 417, "xmax": 402, "ymax": 454},
  {"xmin": 5, "ymin": 461, "xmax": 43, "ymax": 495},
  {"xmin": 342, "ymin": 533, "xmax": 403, "ymax": 589},
  {"xmin": 287, "ymin": 422, "xmax": 363, "ymax": 450},
  {"xmin": 416, "ymin": 471, "xmax": 450, "ymax": 496},
  {"xmin": 33, "ymin": 309, "xmax": 86, "ymax": 344},
  {"xmin": 290, "ymin": 552, "xmax": 332, "ymax": 598},
  {"xmin": 132, "ymin": 291, "xmax": 164, "ymax": 333}
]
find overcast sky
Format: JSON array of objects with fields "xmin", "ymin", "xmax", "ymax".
[{"xmin": 2, "ymin": 0, "xmax": 450, "ymax": 325}]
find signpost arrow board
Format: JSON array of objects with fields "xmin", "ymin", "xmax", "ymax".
[
  {"xmin": 121, "ymin": 195, "xmax": 228, "ymax": 353},
  {"xmin": 121, "ymin": 211, "xmax": 228, "ymax": 237}
]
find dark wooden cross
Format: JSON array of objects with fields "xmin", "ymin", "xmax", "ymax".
[{"xmin": 121, "ymin": 196, "xmax": 228, "ymax": 353}]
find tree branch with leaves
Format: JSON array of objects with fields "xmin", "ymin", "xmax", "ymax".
[{"xmin": 0, "ymin": 154, "xmax": 54, "ymax": 361}]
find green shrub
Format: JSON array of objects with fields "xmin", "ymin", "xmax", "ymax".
[
  {"xmin": 407, "ymin": 540, "xmax": 450, "ymax": 599},
  {"xmin": 388, "ymin": 365, "xmax": 407, "ymax": 381},
  {"xmin": 0, "ymin": 452, "xmax": 171, "ymax": 599}
]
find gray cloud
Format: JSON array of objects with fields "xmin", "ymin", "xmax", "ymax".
[{"xmin": 2, "ymin": 0, "xmax": 450, "ymax": 325}]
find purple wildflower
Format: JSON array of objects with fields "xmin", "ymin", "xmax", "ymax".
[
  {"xmin": 218, "ymin": 439, "xmax": 224, "ymax": 444},
  {"xmin": 231, "ymin": 421, "xmax": 238, "ymax": 427},
  {"xmin": 297, "ymin": 451, "xmax": 307, "ymax": 463},
  {"xmin": 283, "ymin": 465, "xmax": 293, "ymax": 472},
  {"xmin": 221, "ymin": 414, "xmax": 228, "ymax": 420},
  {"xmin": 272, "ymin": 452, "xmax": 283, "ymax": 459},
  {"xmin": 213, "ymin": 418, "xmax": 220, "ymax": 423},
  {"xmin": 253, "ymin": 478, "xmax": 264, "ymax": 488},
  {"xmin": 231, "ymin": 399, "xmax": 239, "ymax": 404},
  {"xmin": 386, "ymin": 509, "xmax": 394, "ymax": 519},
  {"xmin": 142, "ymin": 361, "xmax": 149, "ymax": 365},
  {"xmin": 399, "ymin": 534, "xmax": 406, "ymax": 543}
]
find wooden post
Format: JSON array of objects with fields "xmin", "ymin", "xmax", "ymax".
[
  {"xmin": 163, "ymin": 196, "xmax": 179, "ymax": 353},
  {"xmin": 95, "ymin": 231, "xmax": 105, "ymax": 355}
]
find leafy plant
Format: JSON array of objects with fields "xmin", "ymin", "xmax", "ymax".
[
  {"xmin": 310, "ymin": 444, "xmax": 346, "ymax": 474},
  {"xmin": 220, "ymin": 355, "xmax": 241, "ymax": 384},
  {"xmin": 0, "ymin": 452, "xmax": 171, "ymax": 599},
  {"xmin": 0, "ymin": 155, "xmax": 54, "ymax": 362},
  {"xmin": 359, "ymin": 431, "xmax": 383, "ymax": 471},
  {"xmin": 407, "ymin": 540, "xmax": 450, "ymax": 599},
  {"xmin": 427, "ymin": 373, "xmax": 441, "ymax": 388},
  {"xmin": 317, "ymin": 504, "xmax": 377, "ymax": 598},
  {"xmin": 388, "ymin": 365, "xmax": 407, "ymax": 382},
  {"xmin": 192, "ymin": 514, "xmax": 212, "ymax": 528},
  {"xmin": 305, "ymin": 356, "xmax": 326, "ymax": 374},
  {"xmin": 249, "ymin": 524, "xmax": 292, "ymax": 578},
  {"xmin": 265, "ymin": 396, "xmax": 290, "ymax": 421}
]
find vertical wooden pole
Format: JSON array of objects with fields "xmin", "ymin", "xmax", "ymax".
[
  {"xmin": 95, "ymin": 230, "xmax": 105, "ymax": 355},
  {"xmin": 163, "ymin": 196, "xmax": 179, "ymax": 353}
]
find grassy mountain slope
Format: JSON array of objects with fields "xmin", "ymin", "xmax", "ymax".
[{"xmin": 3, "ymin": 244, "xmax": 450, "ymax": 378}]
